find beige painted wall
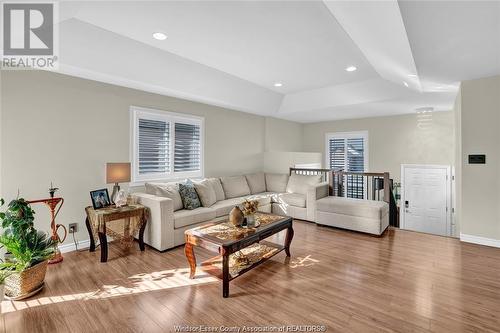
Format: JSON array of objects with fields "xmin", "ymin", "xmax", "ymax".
[
  {"xmin": 0, "ymin": 70, "xmax": 2, "ymax": 201},
  {"xmin": 264, "ymin": 117, "xmax": 303, "ymax": 152},
  {"xmin": 459, "ymin": 75, "xmax": 500, "ymax": 241},
  {"xmin": 263, "ymin": 152, "xmax": 322, "ymax": 174},
  {"xmin": 0, "ymin": 71, "xmax": 300, "ymax": 245},
  {"xmin": 453, "ymin": 87, "xmax": 462, "ymax": 237},
  {"xmin": 302, "ymin": 112, "xmax": 455, "ymax": 182}
]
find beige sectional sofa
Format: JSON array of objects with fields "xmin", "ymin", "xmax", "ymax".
[{"xmin": 133, "ymin": 172, "xmax": 329, "ymax": 251}]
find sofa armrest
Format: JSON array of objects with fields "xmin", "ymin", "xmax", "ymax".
[
  {"xmin": 306, "ymin": 182, "xmax": 329, "ymax": 221},
  {"xmin": 132, "ymin": 192, "xmax": 174, "ymax": 251}
]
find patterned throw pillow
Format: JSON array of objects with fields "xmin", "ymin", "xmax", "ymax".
[{"xmin": 178, "ymin": 179, "xmax": 201, "ymax": 210}]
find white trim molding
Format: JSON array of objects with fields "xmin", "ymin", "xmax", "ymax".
[
  {"xmin": 59, "ymin": 239, "xmax": 91, "ymax": 253},
  {"xmin": 130, "ymin": 106, "xmax": 205, "ymax": 184},
  {"xmin": 460, "ymin": 233, "xmax": 500, "ymax": 248}
]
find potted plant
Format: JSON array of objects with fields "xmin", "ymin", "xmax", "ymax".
[
  {"xmin": 0, "ymin": 266, "xmax": 15, "ymax": 302},
  {"xmin": 0, "ymin": 198, "xmax": 54, "ymax": 299}
]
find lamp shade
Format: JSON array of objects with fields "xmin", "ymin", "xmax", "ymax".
[{"xmin": 106, "ymin": 163, "xmax": 131, "ymax": 184}]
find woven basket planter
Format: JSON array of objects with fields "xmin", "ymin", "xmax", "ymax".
[{"xmin": 4, "ymin": 260, "xmax": 48, "ymax": 299}]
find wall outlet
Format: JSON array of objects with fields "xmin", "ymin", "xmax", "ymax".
[{"xmin": 69, "ymin": 223, "xmax": 78, "ymax": 233}]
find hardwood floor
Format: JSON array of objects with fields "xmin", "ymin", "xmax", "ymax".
[{"xmin": 2, "ymin": 221, "xmax": 500, "ymax": 333}]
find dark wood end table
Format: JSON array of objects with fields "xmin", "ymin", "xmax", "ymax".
[
  {"xmin": 85, "ymin": 204, "xmax": 148, "ymax": 262},
  {"xmin": 184, "ymin": 212, "xmax": 294, "ymax": 298}
]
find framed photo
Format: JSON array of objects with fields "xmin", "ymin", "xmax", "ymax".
[{"xmin": 90, "ymin": 188, "xmax": 111, "ymax": 209}]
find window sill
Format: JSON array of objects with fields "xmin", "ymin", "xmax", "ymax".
[{"xmin": 130, "ymin": 173, "xmax": 205, "ymax": 187}]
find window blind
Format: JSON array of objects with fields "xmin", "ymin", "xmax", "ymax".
[
  {"xmin": 329, "ymin": 138, "xmax": 346, "ymax": 170},
  {"xmin": 347, "ymin": 138, "xmax": 365, "ymax": 198},
  {"xmin": 174, "ymin": 122, "xmax": 201, "ymax": 172},
  {"xmin": 138, "ymin": 118, "xmax": 170, "ymax": 175},
  {"xmin": 346, "ymin": 138, "xmax": 364, "ymax": 172},
  {"xmin": 328, "ymin": 134, "xmax": 366, "ymax": 199}
]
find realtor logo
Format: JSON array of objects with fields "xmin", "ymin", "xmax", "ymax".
[{"xmin": 2, "ymin": 2, "xmax": 58, "ymax": 69}]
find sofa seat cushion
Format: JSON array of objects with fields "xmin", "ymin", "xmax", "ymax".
[
  {"xmin": 210, "ymin": 197, "xmax": 246, "ymax": 217},
  {"xmin": 273, "ymin": 193, "xmax": 306, "ymax": 208},
  {"xmin": 246, "ymin": 192, "xmax": 273, "ymax": 207},
  {"xmin": 220, "ymin": 176, "xmax": 251, "ymax": 199},
  {"xmin": 174, "ymin": 207, "xmax": 216, "ymax": 229},
  {"xmin": 286, "ymin": 174, "xmax": 322, "ymax": 195},
  {"xmin": 316, "ymin": 197, "xmax": 389, "ymax": 219}
]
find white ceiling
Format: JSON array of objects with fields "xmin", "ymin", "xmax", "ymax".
[
  {"xmin": 399, "ymin": 1, "xmax": 500, "ymax": 84},
  {"xmin": 71, "ymin": 1, "xmax": 379, "ymax": 94},
  {"xmin": 52, "ymin": 0, "xmax": 500, "ymax": 123}
]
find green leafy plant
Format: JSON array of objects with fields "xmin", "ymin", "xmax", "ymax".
[
  {"xmin": 0, "ymin": 198, "xmax": 55, "ymax": 271},
  {"xmin": 0, "ymin": 264, "xmax": 15, "ymax": 284}
]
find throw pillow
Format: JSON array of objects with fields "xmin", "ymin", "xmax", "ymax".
[
  {"xmin": 265, "ymin": 173, "xmax": 289, "ymax": 193},
  {"xmin": 220, "ymin": 176, "xmax": 251, "ymax": 199},
  {"xmin": 194, "ymin": 180, "xmax": 217, "ymax": 207},
  {"xmin": 178, "ymin": 179, "xmax": 201, "ymax": 210},
  {"xmin": 286, "ymin": 174, "xmax": 322, "ymax": 195},
  {"xmin": 206, "ymin": 178, "xmax": 225, "ymax": 201},
  {"xmin": 145, "ymin": 182, "xmax": 183, "ymax": 211},
  {"xmin": 245, "ymin": 172, "xmax": 266, "ymax": 194}
]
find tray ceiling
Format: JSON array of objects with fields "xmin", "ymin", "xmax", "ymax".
[{"xmin": 51, "ymin": 0, "xmax": 500, "ymax": 122}]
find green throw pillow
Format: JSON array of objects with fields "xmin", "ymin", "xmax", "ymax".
[{"xmin": 179, "ymin": 179, "xmax": 201, "ymax": 210}]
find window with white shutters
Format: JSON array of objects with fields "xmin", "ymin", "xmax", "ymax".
[
  {"xmin": 326, "ymin": 131, "xmax": 368, "ymax": 199},
  {"xmin": 138, "ymin": 118, "xmax": 170, "ymax": 175},
  {"xmin": 174, "ymin": 122, "xmax": 201, "ymax": 172},
  {"xmin": 131, "ymin": 107, "xmax": 203, "ymax": 182}
]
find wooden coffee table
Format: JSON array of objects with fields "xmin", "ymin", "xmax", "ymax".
[{"xmin": 184, "ymin": 212, "xmax": 294, "ymax": 298}]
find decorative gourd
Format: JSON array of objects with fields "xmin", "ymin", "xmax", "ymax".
[{"xmin": 229, "ymin": 206, "xmax": 244, "ymax": 227}]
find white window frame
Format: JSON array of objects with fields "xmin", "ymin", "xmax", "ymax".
[
  {"xmin": 130, "ymin": 106, "xmax": 204, "ymax": 184},
  {"xmin": 324, "ymin": 131, "xmax": 369, "ymax": 172}
]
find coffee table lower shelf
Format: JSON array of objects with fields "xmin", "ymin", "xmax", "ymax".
[
  {"xmin": 200, "ymin": 241, "xmax": 284, "ymax": 281},
  {"xmin": 184, "ymin": 213, "xmax": 294, "ymax": 298}
]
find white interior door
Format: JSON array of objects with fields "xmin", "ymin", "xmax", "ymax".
[{"xmin": 401, "ymin": 165, "xmax": 451, "ymax": 236}]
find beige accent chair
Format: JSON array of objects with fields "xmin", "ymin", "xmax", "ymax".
[{"xmin": 133, "ymin": 172, "xmax": 329, "ymax": 251}]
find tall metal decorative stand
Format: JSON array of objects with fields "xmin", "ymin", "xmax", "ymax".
[{"xmin": 27, "ymin": 197, "xmax": 67, "ymax": 264}]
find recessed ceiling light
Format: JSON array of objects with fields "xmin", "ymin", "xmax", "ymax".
[
  {"xmin": 345, "ymin": 66, "xmax": 357, "ymax": 72},
  {"xmin": 153, "ymin": 32, "xmax": 167, "ymax": 40},
  {"xmin": 403, "ymin": 81, "xmax": 409, "ymax": 87},
  {"xmin": 274, "ymin": 82, "xmax": 283, "ymax": 87},
  {"xmin": 408, "ymin": 74, "xmax": 417, "ymax": 78}
]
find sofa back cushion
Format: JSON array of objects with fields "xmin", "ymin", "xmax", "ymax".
[
  {"xmin": 286, "ymin": 174, "xmax": 322, "ymax": 195},
  {"xmin": 145, "ymin": 182, "xmax": 183, "ymax": 211},
  {"xmin": 265, "ymin": 173, "xmax": 289, "ymax": 193},
  {"xmin": 194, "ymin": 180, "xmax": 217, "ymax": 207},
  {"xmin": 178, "ymin": 179, "xmax": 202, "ymax": 210},
  {"xmin": 245, "ymin": 172, "xmax": 266, "ymax": 194},
  {"xmin": 206, "ymin": 178, "xmax": 225, "ymax": 201},
  {"xmin": 220, "ymin": 175, "xmax": 251, "ymax": 199}
]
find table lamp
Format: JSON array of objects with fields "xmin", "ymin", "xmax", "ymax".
[{"xmin": 106, "ymin": 162, "xmax": 131, "ymax": 203}]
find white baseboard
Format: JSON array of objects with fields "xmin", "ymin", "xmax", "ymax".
[
  {"xmin": 460, "ymin": 233, "xmax": 500, "ymax": 248},
  {"xmin": 59, "ymin": 239, "xmax": 91, "ymax": 253}
]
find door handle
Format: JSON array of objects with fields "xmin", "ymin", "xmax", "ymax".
[{"xmin": 405, "ymin": 200, "xmax": 409, "ymax": 208}]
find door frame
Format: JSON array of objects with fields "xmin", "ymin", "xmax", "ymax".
[{"xmin": 400, "ymin": 164, "xmax": 452, "ymax": 236}]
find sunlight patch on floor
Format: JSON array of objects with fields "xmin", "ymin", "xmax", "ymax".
[
  {"xmin": 289, "ymin": 255, "xmax": 319, "ymax": 268},
  {"xmin": 1, "ymin": 267, "xmax": 217, "ymax": 314}
]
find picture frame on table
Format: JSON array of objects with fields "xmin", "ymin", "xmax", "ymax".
[{"xmin": 90, "ymin": 188, "xmax": 111, "ymax": 209}]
